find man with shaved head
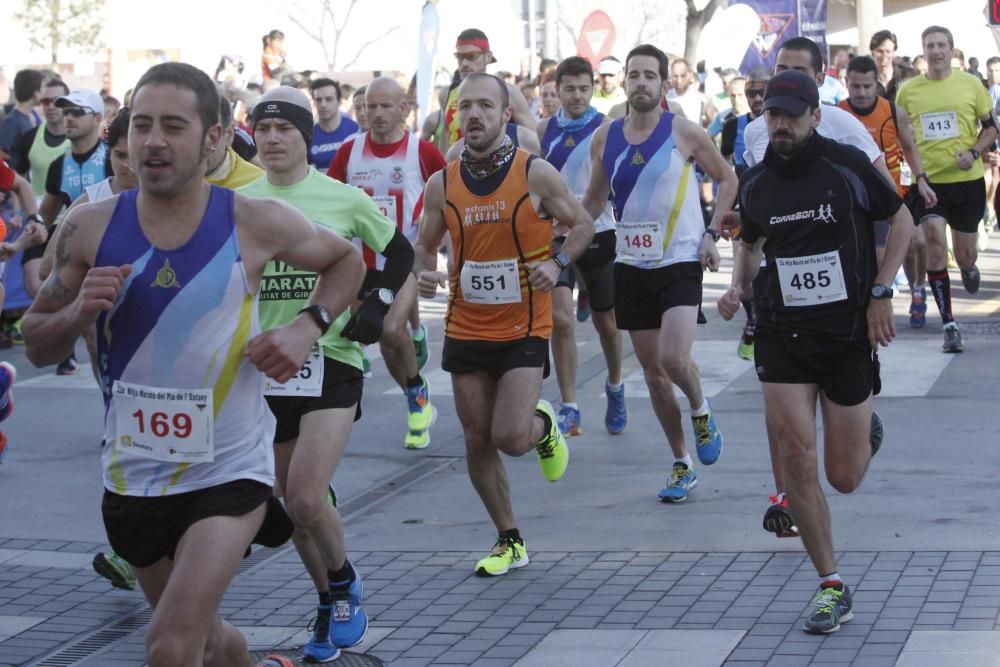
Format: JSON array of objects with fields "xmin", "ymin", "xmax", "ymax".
[
  {"xmin": 329, "ymin": 77, "xmax": 447, "ymax": 449},
  {"xmin": 416, "ymin": 72, "xmax": 594, "ymax": 577},
  {"xmin": 240, "ymin": 85, "xmax": 417, "ymax": 662}
]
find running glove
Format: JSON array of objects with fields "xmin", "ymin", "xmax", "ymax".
[{"xmin": 340, "ymin": 294, "xmax": 388, "ymax": 345}]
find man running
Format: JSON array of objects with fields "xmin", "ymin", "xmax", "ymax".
[
  {"xmin": 206, "ymin": 97, "xmax": 264, "ymax": 189},
  {"xmin": 328, "ymin": 77, "xmax": 446, "ymax": 449},
  {"xmin": 438, "ymin": 29, "xmax": 536, "ymax": 156},
  {"xmin": 9, "ymin": 77, "xmax": 70, "ymax": 200},
  {"xmin": 718, "ymin": 70, "xmax": 914, "ymax": 634},
  {"xmin": 241, "ymin": 85, "xmax": 414, "ymax": 661},
  {"xmin": 584, "ymin": 44, "xmax": 733, "ymax": 503},
  {"xmin": 838, "ymin": 55, "xmax": 937, "ymax": 326},
  {"xmin": 896, "ymin": 25, "xmax": 996, "ymax": 352},
  {"xmin": 416, "ymin": 73, "xmax": 593, "ymax": 576},
  {"xmin": 309, "ymin": 78, "xmax": 359, "ymax": 172},
  {"xmin": 22, "ymin": 61, "xmax": 360, "ymax": 667},
  {"xmin": 536, "ymin": 56, "xmax": 626, "ymax": 436}
]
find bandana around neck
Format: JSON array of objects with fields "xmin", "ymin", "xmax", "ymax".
[
  {"xmin": 555, "ymin": 106, "xmax": 598, "ymax": 132},
  {"xmin": 461, "ymin": 134, "xmax": 515, "ymax": 180}
]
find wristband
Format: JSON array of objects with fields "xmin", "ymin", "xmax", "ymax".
[
  {"xmin": 26, "ymin": 213, "xmax": 43, "ymax": 224},
  {"xmin": 916, "ymin": 172, "xmax": 929, "ymax": 183},
  {"xmin": 970, "ymin": 148, "xmax": 981, "ymax": 160}
]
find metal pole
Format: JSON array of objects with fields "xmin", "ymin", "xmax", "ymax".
[{"xmin": 528, "ymin": 0, "xmax": 537, "ymax": 78}]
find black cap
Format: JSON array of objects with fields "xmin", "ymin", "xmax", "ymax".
[{"xmin": 762, "ymin": 70, "xmax": 819, "ymax": 116}]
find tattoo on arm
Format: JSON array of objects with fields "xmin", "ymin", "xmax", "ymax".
[{"xmin": 41, "ymin": 220, "xmax": 77, "ymax": 301}]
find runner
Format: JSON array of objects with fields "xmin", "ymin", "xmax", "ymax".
[
  {"xmin": 328, "ymin": 77, "xmax": 446, "ymax": 448},
  {"xmin": 206, "ymin": 97, "xmax": 264, "ymax": 189},
  {"xmin": 718, "ymin": 70, "xmax": 914, "ymax": 634},
  {"xmin": 351, "ymin": 86, "xmax": 369, "ymax": 132},
  {"xmin": 415, "ymin": 73, "xmax": 593, "ymax": 575},
  {"xmin": 896, "ymin": 25, "xmax": 996, "ymax": 352},
  {"xmin": 308, "ymin": 78, "xmax": 359, "ymax": 172},
  {"xmin": 838, "ymin": 55, "xmax": 938, "ymax": 327},
  {"xmin": 720, "ymin": 66, "xmax": 770, "ymax": 361},
  {"xmin": 241, "ymin": 85, "xmax": 412, "ymax": 660},
  {"xmin": 9, "ymin": 77, "xmax": 71, "ymax": 200},
  {"xmin": 536, "ymin": 56, "xmax": 627, "ymax": 436},
  {"xmin": 736, "ymin": 37, "xmax": 889, "ymax": 537},
  {"xmin": 437, "ymin": 29, "xmax": 537, "ymax": 156},
  {"xmin": 584, "ymin": 44, "xmax": 733, "ymax": 502},
  {"xmin": 22, "ymin": 61, "xmax": 358, "ymax": 667}
]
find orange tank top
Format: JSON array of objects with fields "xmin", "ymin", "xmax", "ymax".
[
  {"xmin": 443, "ymin": 150, "xmax": 553, "ymax": 341},
  {"xmin": 837, "ymin": 97, "xmax": 903, "ymax": 195}
]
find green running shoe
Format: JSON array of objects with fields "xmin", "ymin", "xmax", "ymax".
[
  {"xmin": 803, "ymin": 584, "xmax": 853, "ymax": 634},
  {"xmin": 475, "ymin": 535, "xmax": 528, "ymax": 576},
  {"xmin": 535, "ymin": 400, "xmax": 569, "ymax": 482},
  {"xmin": 93, "ymin": 551, "xmax": 137, "ymax": 590}
]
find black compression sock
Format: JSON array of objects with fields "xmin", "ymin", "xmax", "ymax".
[
  {"xmin": 328, "ymin": 560, "xmax": 355, "ymax": 588},
  {"xmin": 406, "ymin": 374, "xmax": 423, "ymax": 389}
]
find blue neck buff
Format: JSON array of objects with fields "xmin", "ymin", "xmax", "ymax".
[{"xmin": 555, "ymin": 106, "xmax": 598, "ymax": 132}]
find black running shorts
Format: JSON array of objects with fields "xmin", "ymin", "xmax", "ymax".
[
  {"xmin": 442, "ymin": 336, "xmax": 550, "ymax": 380},
  {"xmin": 754, "ymin": 330, "xmax": 879, "ymax": 406},
  {"xmin": 102, "ymin": 479, "xmax": 289, "ymax": 568},
  {"xmin": 265, "ymin": 356, "xmax": 363, "ymax": 443},
  {"xmin": 613, "ymin": 261, "xmax": 703, "ymax": 331},
  {"xmin": 914, "ymin": 177, "xmax": 986, "ymax": 234}
]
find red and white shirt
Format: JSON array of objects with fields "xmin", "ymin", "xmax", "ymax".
[{"xmin": 329, "ymin": 132, "xmax": 446, "ymax": 270}]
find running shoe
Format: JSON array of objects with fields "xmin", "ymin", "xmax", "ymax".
[
  {"xmin": 329, "ymin": 563, "xmax": 367, "ymax": 648},
  {"xmin": 737, "ymin": 322, "xmax": 755, "ymax": 361},
  {"xmin": 803, "ymin": 583, "xmax": 853, "ymax": 634},
  {"xmin": 942, "ymin": 322, "xmax": 964, "ymax": 353},
  {"xmin": 302, "ymin": 604, "xmax": 341, "ymax": 663},
  {"xmin": 763, "ymin": 495, "xmax": 799, "ymax": 538},
  {"xmin": 475, "ymin": 534, "xmax": 528, "ymax": 576},
  {"xmin": 412, "ymin": 323, "xmax": 429, "ymax": 371},
  {"xmin": 0, "ymin": 432, "xmax": 7, "ymax": 464},
  {"xmin": 576, "ymin": 291, "xmax": 591, "ymax": 322},
  {"xmin": 404, "ymin": 376, "xmax": 436, "ymax": 449},
  {"xmin": 327, "ymin": 484, "xmax": 337, "ymax": 508},
  {"xmin": 6, "ymin": 321, "xmax": 24, "ymax": 345},
  {"xmin": 691, "ymin": 401, "xmax": 723, "ymax": 465},
  {"xmin": 361, "ymin": 353, "xmax": 372, "ymax": 379},
  {"xmin": 258, "ymin": 656, "xmax": 296, "ymax": 667},
  {"xmin": 658, "ymin": 463, "xmax": 698, "ymax": 503},
  {"xmin": 0, "ymin": 361, "xmax": 16, "ymax": 423},
  {"xmin": 870, "ymin": 411, "xmax": 883, "ymax": 458},
  {"xmin": 909, "ymin": 286, "xmax": 927, "ymax": 329},
  {"xmin": 92, "ymin": 551, "xmax": 137, "ymax": 590},
  {"xmin": 535, "ymin": 400, "xmax": 569, "ymax": 482},
  {"xmin": 960, "ymin": 265, "xmax": 981, "ymax": 294},
  {"xmin": 605, "ymin": 380, "xmax": 628, "ymax": 435},
  {"xmin": 56, "ymin": 354, "xmax": 79, "ymax": 376},
  {"xmin": 697, "ymin": 308, "xmax": 708, "ymax": 324},
  {"xmin": 557, "ymin": 403, "xmax": 582, "ymax": 436}
]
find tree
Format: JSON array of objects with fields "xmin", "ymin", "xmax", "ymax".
[
  {"xmin": 15, "ymin": 0, "xmax": 105, "ymax": 67},
  {"xmin": 684, "ymin": 0, "xmax": 726, "ymax": 63},
  {"xmin": 287, "ymin": 0, "xmax": 401, "ymax": 72}
]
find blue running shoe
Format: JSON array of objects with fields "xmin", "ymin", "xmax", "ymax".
[
  {"xmin": 329, "ymin": 563, "xmax": 367, "ymax": 648},
  {"xmin": 576, "ymin": 290, "xmax": 591, "ymax": 322},
  {"xmin": 691, "ymin": 401, "xmax": 722, "ymax": 465},
  {"xmin": 803, "ymin": 583, "xmax": 853, "ymax": 634},
  {"xmin": 302, "ymin": 605, "xmax": 341, "ymax": 663},
  {"xmin": 659, "ymin": 463, "xmax": 698, "ymax": 502},
  {"xmin": 909, "ymin": 286, "xmax": 927, "ymax": 329},
  {"xmin": 605, "ymin": 380, "xmax": 627, "ymax": 435},
  {"xmin": 0, "ymin": 361, "xmax": 16, "ymax": 423},
  {"xmin": 557, "ymin": 403, "xmax": 582, "ymax": 436}
]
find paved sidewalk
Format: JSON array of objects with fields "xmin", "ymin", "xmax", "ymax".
[{"xmin": 2, "ymin": 537, "xmax": 999, "ymax": 666}]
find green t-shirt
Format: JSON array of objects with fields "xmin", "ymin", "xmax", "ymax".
[
  {"xmin": 239, "ymin": 169, "xmax": 396, "ymax": 370},
  {"xmin": 896, "ymin": 70, "xmax": 993, "ymax": 184}
]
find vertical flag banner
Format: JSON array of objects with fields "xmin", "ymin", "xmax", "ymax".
[
  {"xmin": 730, "ymin": 0, "xmax": 796, "ymax": 72},
  {"xmin": 798, "ymin": 0, "xmax": 828, "ymax": 64},
  {"xmin": 416, "ymin": 1, "xmax": 440, "ymax": 126}
]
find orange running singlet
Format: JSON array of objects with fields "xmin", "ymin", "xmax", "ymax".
[{"xmin": 838, "ymin": 97, "xmax": 903, "ymax": 194}]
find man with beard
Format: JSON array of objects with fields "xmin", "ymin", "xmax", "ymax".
[
  {"xmin": 584, "ymin": 44, "xmax": 735, "ymax": 503},
  {"xmin": 416, "ymin": 73, "xmax": 593, "ymax": 576},
  {"xmin": 536, "ymin": 56, "xmax": 626, "ymax": 437},
  {"xmin": 718, "ymin": 69, "xmax": 914, "ymax": 634}
]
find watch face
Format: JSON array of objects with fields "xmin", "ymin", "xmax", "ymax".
[{"xmin": 377, "ymin": 288, "xmax": 394, "ymax": 305}]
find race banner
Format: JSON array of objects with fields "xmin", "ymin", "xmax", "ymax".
[
  {"xmin": 729, "ymin": 0, "xmax": 826, "ymax": 72},
  {"xmin": 416, "ymin": 1, "xmax": 440, "ymax": 126}
]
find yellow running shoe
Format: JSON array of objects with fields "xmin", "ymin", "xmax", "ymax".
[
  {"xmin": 535, "ymin": 400, "xmax": 568, "ymax": 482},
  {"xmin": 474, "ymin": 535, "xmax": 528, "ymax": 576},
  {"xmin": 404, "ymin": 376, "xmax": 435, "ymax": 449}
]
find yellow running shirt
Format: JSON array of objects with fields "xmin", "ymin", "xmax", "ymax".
[{"xmin": 896, "ymin": 70, "xmax": 992, "ymax": 184}]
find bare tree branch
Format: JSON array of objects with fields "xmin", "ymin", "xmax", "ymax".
[
  {"xmin": 340, "ymin": 24, "xmax": 401, "ymax": 72},
  {"xmin": 288, "ymin": 0, "xmax": 399, "ymax": 72}
]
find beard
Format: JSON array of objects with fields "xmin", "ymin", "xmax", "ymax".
[
  {"xmin": 465, "ymin": 123, "xmax": 503, "ymax": 152},
  {"xmin": 628, "ymin": 91, "xmax": 659, "ymax": 113},
  {"xmin": 769, "ymin": 130, "xmax": 810, "ymax": 157}
]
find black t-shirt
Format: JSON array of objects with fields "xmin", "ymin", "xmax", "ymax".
[
  {"xmin": 45, "ymin": 141, "xmax": 107, "ymax": 208},
  {"xmin": 720, "ymin": 115, "xmax": 739, "ymax": 158},
  {"xmin": 738, "ymin": 132, "xmax": 905, "ymax": 341}
]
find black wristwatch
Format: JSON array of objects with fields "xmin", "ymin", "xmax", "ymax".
[
  {"xmin": 970, "ymin": 148, "xmax": 981, "ymax": 160},
  {"xmin": 870, "ymin": 284, "xmax": 893, "ymax": 300},
  {"xmin": 704, "ymin": 228, "xmax": 721, "ymax": 242},
  {"xmin": 298, "ymin": 305, "xmax": 333, "ymax": 335},
  {"xmin": 26, "ymin": 213, "xmax": 43, "ymax": 224},
  {"xmin": 916, "ymin": 172, "xmax": 929, "ymax": 183},
  {"xmin": 552, "ymin": 251, "xmax": 571, "ymax": 270}
]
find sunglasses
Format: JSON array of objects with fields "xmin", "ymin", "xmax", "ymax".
[
  {"xmin": 62, "ymin": 107, "xmax": 93, "ymax": 118},
  {"xmin": 746, "ymin": 88, "xmax": 767, "ymax": 98},
  {"xmin": 39, "ymin": 97, "xmax": 56, "ymax": 106},
  {"xmin": 454, "ymin": 52, "xmax": 484, "ymax": 63}
]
